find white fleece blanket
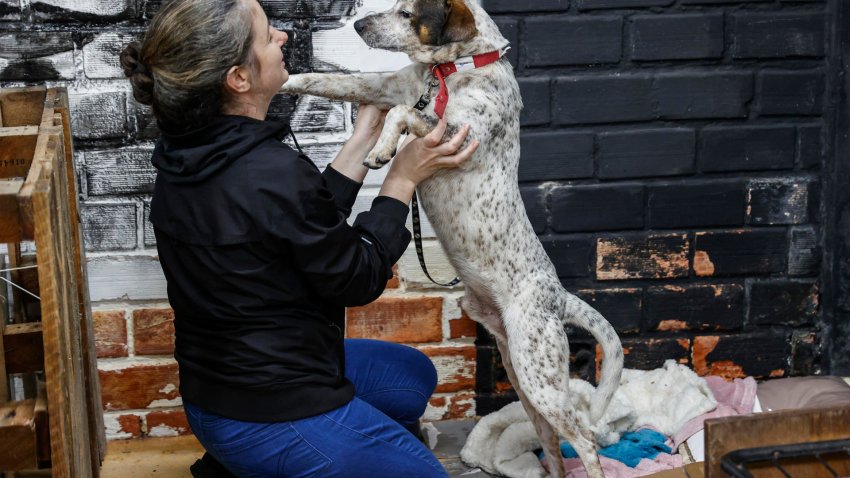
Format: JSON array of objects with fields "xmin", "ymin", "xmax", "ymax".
[{"xmin": 460, "ymin": 360, "xmax": 717, "ymax": 478}]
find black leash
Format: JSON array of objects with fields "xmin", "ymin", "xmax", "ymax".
[
  {"xmin": 411, "ymin": 191, "xmax": 461, "ymax": 287},
  {"xmin": 410, "ymin": 73, "xmax": 461, "ymax": 287}
]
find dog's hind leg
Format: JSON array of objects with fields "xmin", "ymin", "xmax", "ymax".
[
  {"xmin": 502, "ymin": 303, "xmax": 605, "ymax": 478},
  {"xmin": 561, "ymin": 423, "xmax": 605, "ymax": 478},
  {"xmin": 495, "ymin": 338, "xmax": 565, "ymax": 478}
]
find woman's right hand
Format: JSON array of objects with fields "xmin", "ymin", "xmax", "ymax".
[{"xmin": 378, "ymin": 119, "xmax": 480, "ymax": 204}]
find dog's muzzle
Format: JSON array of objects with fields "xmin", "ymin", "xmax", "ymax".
[{"xmin": 354, "ymin": 18, "xmax": 369, "ymax": 35}]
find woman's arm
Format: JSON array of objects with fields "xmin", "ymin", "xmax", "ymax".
[{"xmin": 327, "ymin": 105, "xmax": 387, "ymax": 183}]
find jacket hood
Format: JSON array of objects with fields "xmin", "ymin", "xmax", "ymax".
[{"xmin": 152, "ymin": 115, "xmax": 291, "ymax": 183}]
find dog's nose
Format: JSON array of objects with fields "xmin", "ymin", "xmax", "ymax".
[{"xmin": 354, "ymin": 18, "xmax": 367, "ymax": 35}]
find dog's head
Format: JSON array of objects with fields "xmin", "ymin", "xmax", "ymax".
[{"xmin": 354, "ymin": 0, "xmax": 506, "ymax": 63}]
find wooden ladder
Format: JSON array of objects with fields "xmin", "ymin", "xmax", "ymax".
[{"xmin": 0, "ymin": 86, "xmax": 106, "ymax": 477}]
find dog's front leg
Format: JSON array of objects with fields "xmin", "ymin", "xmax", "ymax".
[
  {"xmin": 363, "ymin": 105, "xmax": 440, "ymax": 169},
  {"xmin": 282, "ymin": 68, "xmax": 418, "ymax": 109}
]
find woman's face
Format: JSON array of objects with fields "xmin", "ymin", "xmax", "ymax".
[{"xmin": 247, "ymin": 0, "xmax": 289, "ymax": 100}]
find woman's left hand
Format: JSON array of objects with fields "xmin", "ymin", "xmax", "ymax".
[{"xmin": 351, "ymin": 104, "xmax": 388, "ymax": 146}]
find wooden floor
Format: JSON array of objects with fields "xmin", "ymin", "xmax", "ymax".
[{"xmin": 101, "ymin": 435, "xmax": 205, "ymax": 478}]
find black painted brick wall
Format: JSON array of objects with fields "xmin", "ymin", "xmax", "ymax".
[{"xmin": 478, "ymin": 0, "xmax": 832, "ymax": 413}]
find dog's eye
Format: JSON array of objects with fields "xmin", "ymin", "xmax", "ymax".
[{"xmin": 399, "ymin": 10, "xmax": 413, "ymax": 19}]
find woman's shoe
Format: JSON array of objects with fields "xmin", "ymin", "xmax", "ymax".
[{"xmin": 189, "ymin": 452, "xmax": 239, "ymax": 478}]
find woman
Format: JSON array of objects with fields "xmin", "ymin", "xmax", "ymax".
[{"xmin": 119, "ymin": 0, "xmax": 479, "ymax": 476}]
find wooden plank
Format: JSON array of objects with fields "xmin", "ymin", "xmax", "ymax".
[
  {"xmin": 705, "ymin": 405, "xmax": 850, "ymax": 478},
  {"xmin": 0, "ymin": 87, "xmax": 47, "ymax": 128},
  {"xmin": 32, "ymin": 162, "xmax": 73, "ymax": 478},
  {"xmin": 0, "ymin": 127, "xmax": 39, "ymax": 179},
  {"xmin": 53, "ymin": 130, "xmax": 94, "ymax": 478},
  {"xmin": 34, "ymin": 134, "xmax": 93, "ymax": 478},
  {"xmin": 3, "ymin": 322, "xmax": 43, "ymax": 374},
  {"xmin": 0, "ymin": 179, "xmax": 23, "ymax": 243},
  {"xmin": 52, "ymin": 87, "xmax": 106, "ymax": 470},
  {"xmin": 0, "ymin": 399, "xmax": 38, "ymax": 470}
]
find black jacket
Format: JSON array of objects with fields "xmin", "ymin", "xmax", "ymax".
[{"xmin": 149, "ymin": 115, "xmax": 411, "ymax": 422}]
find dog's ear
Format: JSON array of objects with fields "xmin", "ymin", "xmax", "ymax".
[
  {"xmin": 416, "ymin": 0, "xmax": 447, "ymax": 45},
  {"xmin": 441, "ymin": 0, "xmax": 478, "ymax": 44}
]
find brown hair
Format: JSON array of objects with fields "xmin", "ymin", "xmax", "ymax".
[{"xmin": 119, "ymin": 0, "xmax": 256, "ymax": 132}]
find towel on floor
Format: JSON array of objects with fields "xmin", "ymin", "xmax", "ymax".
[
  {"xmin": 548, "ymin": 430, "xmax": 672, "ymax": 467},
  {"xmin": 460, "ymin": 360, "xmax": 717, "ymax": 478}
]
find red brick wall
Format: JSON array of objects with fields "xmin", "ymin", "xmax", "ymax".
[{"xmin": 93, "ymin": 273, "xmax": 477, "ymax": 440}]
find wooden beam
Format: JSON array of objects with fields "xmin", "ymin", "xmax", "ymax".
[
  {"xmin": 0, "ymin": 399, "xmax": 38, "ymax": 471},
  {"xmin": 705, "ymin": 405, "xmax": 850, "ymax": 478},
  {"xmin": 3, "ymin": 323, "xmax": 43, "ymax": 375},
  {"xmin": 34, "ymin": 135, "xmax": 93, "ymax": 477},
  {"xmin": 52, "ymin": 88, "xmax": 106, "ymax": 470}
]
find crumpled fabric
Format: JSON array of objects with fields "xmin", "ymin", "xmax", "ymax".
[{"xmin": 460, "ymin": 360, "xmax": 718, "ymax": 478}]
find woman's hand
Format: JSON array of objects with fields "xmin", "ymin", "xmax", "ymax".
[
  {"xmin": 328, "ymin": 104, "xmax": 388, "ymax": 183},
  {"xmin": 379, "ymin": 118, "xmax": 480, "ymax": 204},
  {"xmin": 351, "ymin": 104, "xmax": 388, "ymax": 146}
]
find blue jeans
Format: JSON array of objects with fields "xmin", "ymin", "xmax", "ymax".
[{"xmin": 183, "ymin": 339, "xmax": 450, "ymax": 477}]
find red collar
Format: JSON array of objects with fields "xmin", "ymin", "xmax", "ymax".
[{"xmin": 431, "ymin": 47, "xmax": 509, "ymax": 118}]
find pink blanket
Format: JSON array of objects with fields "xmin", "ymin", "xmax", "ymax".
[
  {"xmin": 672, "ymin": 376, "xmax": 757, "ymax": 447},
  {"xmin": 560, "ymin": 453, "xmax": 684, "ymax": 478}
]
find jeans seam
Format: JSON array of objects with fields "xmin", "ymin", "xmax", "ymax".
[
  {"xmin": 319, "ymin": 412, "xmax": 445, "ymax": 474},
  {"xmin": 358, "ymin": 387, "xmax": 429, "ymax": 401}
]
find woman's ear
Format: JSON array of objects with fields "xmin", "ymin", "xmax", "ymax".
[
  {"xmin": 441, "ymin": 0, "xmax": 478, "ymax": 44},
  {"xmin": 224, "ymin": 64, "xmax": 252, "ymax": 95}
]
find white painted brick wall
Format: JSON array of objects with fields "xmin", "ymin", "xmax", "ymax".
[{"xmin": 66, "ymin": 0, "xmax": 461, "ymax": 311}]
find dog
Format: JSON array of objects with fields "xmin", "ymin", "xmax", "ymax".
[{"xmin": 282, "ymin": 1, "xmax": 624, "ymax": 476}]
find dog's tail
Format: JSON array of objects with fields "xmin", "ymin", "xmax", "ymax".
[{"xmin": 561, "ymin": 293, "xmax": 624, "ymax": 424}]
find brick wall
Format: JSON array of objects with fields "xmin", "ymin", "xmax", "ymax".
[
  {"xmin": 0, "ymin": 0, "xmax": 843, "ymax": 439},
  {"xmin": 476, "ymin": 0, "xmax": 838, "ymax": 413}
]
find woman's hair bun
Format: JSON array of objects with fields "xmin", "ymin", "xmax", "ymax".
[{"xmin": 119, "ymin": 41, "xmax": 155, "ymax": 106}]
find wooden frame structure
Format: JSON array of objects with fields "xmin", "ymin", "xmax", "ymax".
[
  {"xmin": 705, "ymin": 405, "xmax": 850, "ymax": 478},
  {"xmin": 0, "ymin": 86, "xmax": 105, "ymax": 477}
]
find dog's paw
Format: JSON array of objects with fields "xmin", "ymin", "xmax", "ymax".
[
  {"xmin": 363, "ymin": 147, "xmax": 395, "ymax": 169},
  {"xmin": 363, "ymin": 155, "xmax": 391, "ymax": 170}
]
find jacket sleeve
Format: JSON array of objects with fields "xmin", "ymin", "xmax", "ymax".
[
  {"xmin": 264, "ymin": 159, "xmax": 411, "ymax": 307},
  {"xmin": 321, "ymin": 165, "xmax": 362, "ymax": 219}
]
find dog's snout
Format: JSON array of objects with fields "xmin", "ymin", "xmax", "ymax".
[{"xmin": 354, "ymin": 18, "xmax": 367, "ymax": 35}]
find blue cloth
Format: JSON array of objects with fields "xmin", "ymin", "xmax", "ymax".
[
  {"xmin": 543, "ymin": 429, "xmax": 672, "ymax": 467},
  {"xmin": 184, "ymin": 339, "xmax": 449, "ymax": 478}
]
